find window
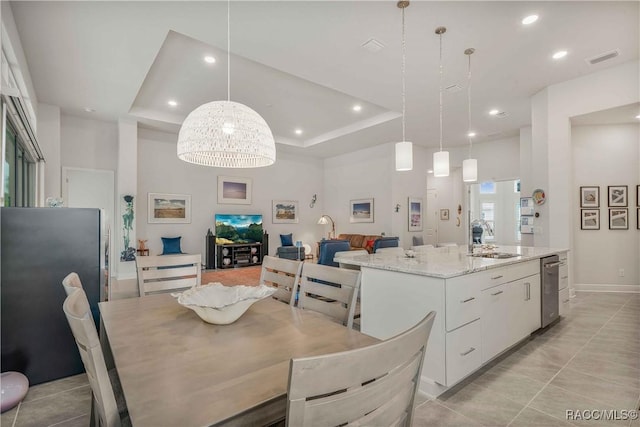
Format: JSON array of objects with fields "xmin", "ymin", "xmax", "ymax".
[{"xmin": 3, "ymin": 119, "xmax": 36, "ymax": 207}]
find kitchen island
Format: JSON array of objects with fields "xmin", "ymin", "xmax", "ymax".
[{"xmin": 336, "ymin": 245, "xmax": 569, "ymax": 397}]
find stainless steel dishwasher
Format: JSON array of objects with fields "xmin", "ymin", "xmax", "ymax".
[{"xmin": 541, "ymin": 255, "xmax": 560, "ymax": 327}]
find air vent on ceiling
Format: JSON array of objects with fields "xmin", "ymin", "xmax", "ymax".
[
  {"xmin": 487, "ymin": 132, "xmax": 503, "ymax": 138},
  {"xmin": 586, "ymin": 49, "xmax": 620, "ymax": 65},
  {"xmin": 361, "ymin": 38, "xmax": 385, "ymax": 53},
  {"xmin": 445, "ymin": 84, "xmax": 463, "ymax": 93},
  {"xmin": 493, "ymin": 111, "xmax": 508, "ymax": 118}
]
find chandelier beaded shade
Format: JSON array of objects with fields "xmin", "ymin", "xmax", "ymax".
[
  {"xmin": 177, "ymin": 101, "xmax": 276, "ymax": 168},
  {"xmin": 177, "ymin": 0, "xmax": 276, "ymax": 168}
]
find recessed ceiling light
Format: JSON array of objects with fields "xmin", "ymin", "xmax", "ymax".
[
  {"xmin": 522, "ymin": 15, "xmax": 539, "ymax": 25},
  {"xmin": 427, "ymin": 170, "xmax": 434, "ymax": 174},
  {"xmin": 84, "ymin": 107, "xmax": 95, "ymax": 113},
  {"xmin": 489, "ymin": 109, "xmax": 500, "ymax": 116},
  {"xmin": 295, "ymin": 129, "xmax": 303, "ymax": 135},
  {"xmin": 168, "ymin": 100, "xmax": 178, "ymax": 107},
  {"xmin": 552, "ymin": 50, "xmax": 568, "ymax": 60},
  {"xmin": 467, "ymin": 131, "xmax": 476, "ymax": 137},
  {"xmin": 352, "ymin": 105, "xmax": 362, "ymax": 112},
  {"xmin": 635, "ymin": 114, "xmax": 640, "ymax": 119},
  {"xmin": 204, "ymin": 55, "xmax": 216, "ymax": 64}
]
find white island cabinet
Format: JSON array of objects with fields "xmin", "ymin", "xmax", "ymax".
[{"xmin": 337, "ymin": 245, "xmax": 567, "ymax": 397}]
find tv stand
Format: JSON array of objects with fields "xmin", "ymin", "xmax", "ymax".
[{"xmin": 217, "ymin": 243, "xmax": 263, "ymax": 269}]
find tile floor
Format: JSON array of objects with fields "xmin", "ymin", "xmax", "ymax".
[{"xmin": 2, "ymin": 292, "xmax": 638, "ymax": 427}]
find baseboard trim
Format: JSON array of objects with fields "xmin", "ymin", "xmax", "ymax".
[{"xmin": 574, "ymin": 283, "xmax": 640, "ymax": 293}]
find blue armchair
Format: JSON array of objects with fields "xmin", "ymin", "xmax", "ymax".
[
  {"xmin": 373, "ymin": 237, "xmax": 400, "ymax": 253},
  {"xmin": 317, "ymin": 240, "xmax": 351, "ymax": 267}
]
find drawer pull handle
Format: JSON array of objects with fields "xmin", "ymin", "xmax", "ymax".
[
  {"xmin": 561, "ymin": 276, "xmax": 568, "ymax": 280},
  {"xmin": 460, "ymin": 347, "xmax": 476, "ymax": 357},
  {"xmin": 460, "ymin": 297, "xmax": 476, "ymax": 303},
  {"xmin": 491, "ymin": 290, "xmax": 504, "ymax": 296},
  {"xmin": 563, "ymin": 299, "xmax": 570, "ymax": 303},
  {"xmin": 491, "ymin": 275, "xmax": 503, "ymax": 280}
]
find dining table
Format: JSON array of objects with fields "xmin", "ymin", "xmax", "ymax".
[{"xmin": 99, "ymin": 293, "xmax": 379, "ymax": 426}]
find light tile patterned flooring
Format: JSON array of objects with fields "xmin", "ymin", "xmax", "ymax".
[{"xmin": 2, "ymin": 292, "xmax": 638, "ymax": 427}]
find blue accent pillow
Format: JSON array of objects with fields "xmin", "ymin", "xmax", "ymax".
[
  {"xmin": 280, "ymin": 233, "xmax": 293, "ymax": 246},
  {"xmin": 161, "ymin": 236, "xmax": 183, "ymax": 255}
]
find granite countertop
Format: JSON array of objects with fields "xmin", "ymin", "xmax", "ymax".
[{"xmin": 335, "ymin": 245, "xmax": 568, "ymax": 279}]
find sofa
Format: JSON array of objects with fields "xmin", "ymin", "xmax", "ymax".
[{"xmin": 337, "ymin": 234, "xmax": 382, "ymax": 253}]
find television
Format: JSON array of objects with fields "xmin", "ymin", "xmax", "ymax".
[{"xmin": 215, "ymin": 214, "xmax": 263, "ymax": 245}]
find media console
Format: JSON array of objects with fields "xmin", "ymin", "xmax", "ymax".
[{"xmin": 216, "ymin": 243, "xmax": 263, "ymax": 269}]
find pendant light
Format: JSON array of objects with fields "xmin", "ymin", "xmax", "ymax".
[
  {"xmin": 463, "ymin": 48, "xmax": 478, "ymax": 182},
  {"xmin": 395, "ymin": 1, "xmax": 413, "ymax": 171},
  {"xmin": 433, "ymin": 26, "xmax": 449, "ymax": 177},
  {"xmin": 177, "ymin": 1, "xmax": 276, "ymax": 168}
]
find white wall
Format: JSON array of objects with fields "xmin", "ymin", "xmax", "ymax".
[
  {"xmin": 60, "ymin": 114, "xmax": 118, "ymax": 171},
  {"xmin": 137, "ymin": 129, "xmax": 325, "ymax": 259},
  {"xmin": 38, "ymin": 103, "xmax": 61, "ymax": 199},
  {"xmin": 572, "ymin": 124, "xmax": 639, "ymax": 290}
]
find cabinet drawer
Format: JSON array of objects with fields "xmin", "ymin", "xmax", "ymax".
[
  {"xmin": 445, "ymin": 319, "xmax": 482, "ymax": 386},
  {"xmin": 445, "ymin": 276, "xmax": 481, "ymax": 332},
  {"xmin": 559, "ymin": 287, "xmax": 570, "ymax": 316},
  {"xmin": 475, "ymin": 259, "xmax": 539, "ymax": 291},
  {"xmin": 559, "ymin": 264, "xmax": 569, "ymax": 290}
]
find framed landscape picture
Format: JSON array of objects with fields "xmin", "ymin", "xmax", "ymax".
[
  {"xmin": 408, "ymin": 197, "xmax": 423, "ymax": 232},
  {"xmin": 608, "ymin": 185, "xmax": 627, "ymax": 207},
  {"xmin": 579, "ymin": 186, "xmax": 599, "ymax": 208},
  {"xmin": 609, "ymin": 208, "xmax": 628, "ymax": 230},
  {"xmin": 580, "ymin": 209, "xmax": 599, "ymax": 230},
  {"xmin": 350, "ymin": 198, "xmax": 374, "ymax": 223},
  {"xmin": 272, "ymin": 200, "xmax": 299, "ymax": 224},
  {"xmin": 218, "ymin": 176, "xmax": 252, "ymax": 205},
  {"xmin": 148, "ymin": 193, "xmax": 191, "ymax": 224}
]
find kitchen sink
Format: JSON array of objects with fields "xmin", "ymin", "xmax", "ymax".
[{"xmin": 468, "ymin": 252, "xmax": 520, "ymax": 259}]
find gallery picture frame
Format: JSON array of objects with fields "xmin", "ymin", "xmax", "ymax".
[
  {"xmin": 217, "ymin": 176, "xmax": 252, "ymax": 205},
  {"xmin": 147, "ymin": 193, "xmax": 191, "ymax": 224},
  {"xmin": 272, "ymin": 200, "xmax": 299, "ymax": 224},
  {"xmin": 637, "ymin": 185, "xmax": 640, "ymax": 207},
  {"xmin": 580, "ymin": 209, "xmax": 599, "ymax": 230},
  {"xmin": 350, "ymin": 198, "xmax": 374, "ymax": 223},
  {"xmin": 408, "ymin": 197, "xmax": 423, "ymax": 232},
  {"xmin": 608, "ymin": 185, "xmax": 628, "ymax": 207},
  {"xmin": 579, "ymin": 186, "xmax": 599, "ymax": 208},
  {"xmin": 637, "ymin": 208, "xmax": 640, "ymax": 230},
  {"xmin": 440, "ymin": 209, "xmax": 450, "ymax": 221},
  {"xmin": 608, "ymin": 208, "xmax": 628, "ymax": 230}
]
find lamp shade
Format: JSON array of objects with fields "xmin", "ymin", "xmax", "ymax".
[
  {"xmin": 463, "ymin": 158, "xmax": 478, "ymax": 182},
  {"xmin": 317, "ymin": 216, "xmax": 329, "ymax": 225},
  {"xmin": 395, "ymin": 141, "xmax": 413, "ymax": 171},
  {"xmin": 433, "ymin": 151, "xmax": 450, "ymax": 177},
  {"xmin": 177, "ymin": 100, "xmax": 276, "ymax": 168}
]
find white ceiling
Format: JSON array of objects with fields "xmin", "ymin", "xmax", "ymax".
[
  {"xmin": 10, "ymin": 1, "xmax": 640, "ymax": 158},
  {"xmin": 571, "ymin": 102, "xmax": 640, "ymax": 126}
]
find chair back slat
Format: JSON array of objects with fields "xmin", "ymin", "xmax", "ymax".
[
  {"xmin": 260, "ymin": 256, "xmax": 303, "ymax": 305},
  {"xmin": 295, "ymin": 263, "xmax": 360, "ymax": 328},
  {"xmin": 286, "ymin": 311, "xmax": 436, "ymax": 427},
  {"xmin": 63, "ymin": 289, "xmax": 121, "ymax": 427},
  {"xmin": 136, "ymin": 254, "xmax": 201, "ymax": 296},
  {"xmin": 62, "ymin": 272, "xmax": 83, "ymax": 296}
]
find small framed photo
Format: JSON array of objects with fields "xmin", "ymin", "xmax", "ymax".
[
  {"xmin": 440, "ymin": 209, "xmax": 450, "ymax": 221},
  {"xmin": 408, "ymin": 197, "xmax": 423, "ymax": 232},
  {"xmin": 580, "ymin": 209, "xmax": 600, "ymax": 230},
  {"xmin": 609, "ymin": 208, "xmax": 628, "ymax": 230},
  {"xmin": 218, "ymin": 176, "xmax": 252, "ymax": 205},
  {"xmin": 521, "ymin": 216, "xmax": 534, "ymax": 234},
  {"xmin": 520, "ymin": 197, "xmax": 534, "ymax": 216},
  {"xmin": 350, "ymin": 198, "xmax": 374, "ymax": 223},
  {"xmin": 608, "ymin": 185, "xmax": 627, "ymax": 207},
  {"xmin": 148, "ymin": 193, "xmax": 191, "ymax": 224},
  {"xmin": 636, "ymin": 185, "xmax": 640, "ymax": 207},
  {"xmin": 580, "ymin": 186, "xmax": 599, "ymax": 208},
  {"xmin": 637, "ymin": 208, "xmax": 640, "ymax": 230},
  {"xmin": 272, "ymin": 200, "xmax": 299, "ymax": 224}
]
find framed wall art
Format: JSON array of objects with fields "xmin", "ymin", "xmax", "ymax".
[
  {"xmin": 148, "ymin": 193, "xmax": 191, "ymax": 224},
  {"xmin": 637, "ymin": 185, "xmax": 640, "ymax": 207},
  {"xmin": 520, "ymin": 197, "xmax": 534, "ymax": 216},
  {"xmin": 580, "ymin": 209, "xmax": 599, "ymax": 230},
  {"xmin": 218, "ymin": 176, "xmax": 252, "ymax": 205},
  {"xmin": 408, "ymin": 197, "xmax": 423, "ymax": 232},
  {"xmin": 579, "ymin": 186, "xmax": 599, "ymax": 208},
  {"xmin": 272, "ymin": 200, "xmax": 299, "ymax": 224},
  {"xmin": 608, "ymin": 208, "xmax": 628, "ymax": 230},
  {"xmin": 350, "ymin": 198, "xmax": 374, "ymax": 223},
  {"xmin": 608, "ymin": 185, "xmax": 627, "ymax": 207},
  {"xmin": 440, "ymin": 209, "xmax": 450, "ymax": 221}
]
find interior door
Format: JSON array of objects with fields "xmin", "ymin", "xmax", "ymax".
[{"xmin": 425, "ymin": 189, "xmax": 438, "ymax": 246}]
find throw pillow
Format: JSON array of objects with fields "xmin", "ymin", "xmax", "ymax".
[
  {"xmin": 365, "ymin": 239, "xmax": 376, "ymax": 252},
  {"xmin": 280, "ymin": 233, "xmax": 294, "ymax": 246},
  {"xmin": 161, "ymin": 236, "xmax": 183, "ymax": 255}
]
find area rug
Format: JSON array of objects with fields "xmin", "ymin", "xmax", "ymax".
[{"xmin": 201, "ymin": 266, "xmax": 262, "ymax": 286}]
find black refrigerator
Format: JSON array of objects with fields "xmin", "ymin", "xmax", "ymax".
[{"xmin": 1, "ymin": 207, "xmax": 105, "ymax": 385}]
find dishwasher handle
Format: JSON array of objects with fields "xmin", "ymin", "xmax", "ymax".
[{"xmin": 544, "ymin": 261, "xmax": 561, "ymax": 268}]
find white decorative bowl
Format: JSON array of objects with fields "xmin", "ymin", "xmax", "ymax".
[{"xmin": 176, "ymin": 283, "xmax": 276, "ymax": 325}]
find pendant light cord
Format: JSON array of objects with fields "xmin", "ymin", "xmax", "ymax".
[
  {"xmin": 467, "ymin": 52, "xmax": 472, "ymax": 158},
  {"xmin": 401, "ymin": 7, "xmax": 406, "ymax": 142},
  {"xmin": 438, "ymin": 31, "xmax": 443, "ymax": 153},
  {"xmin": 227, "ymin": 0, "xmax": 231, "ymax": 102}
]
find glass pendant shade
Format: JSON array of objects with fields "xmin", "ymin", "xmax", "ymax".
[
  {"xmin": 177, "ymin": 100, "xmax": 276, "ymax": 168},
  {"xmin": 463, "ymin": 158, "xmax": 478, "ymax": 182},
  {"xmin": 433, "ymin": 151, "xmax": 450, "ymax": 177},
  {"xmin": 395, "ymin": 141, "xmax": 413, "ymax": 171}
]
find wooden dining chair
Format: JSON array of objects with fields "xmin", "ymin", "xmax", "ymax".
[
  {"xmin": 294, "ymin": 263, "xmax": 361, "ymax": 329},
  {"xmin": 63, "ymin": 288, "xmax": 129, "ymax": 427},
  {"xmin": 62, "ymin": 272, "xmax": 83, "ymax": 296},
  {"xmin": 286, "ymin": 311, "xmax": 436, "ymax": 427},
  {"xmin": 136, "ymin": 254, "xmax": 201, "ymax": 296},
  {"xmin": 260, "ymin": 256, "xmax": 303, "ymax": 305}
]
